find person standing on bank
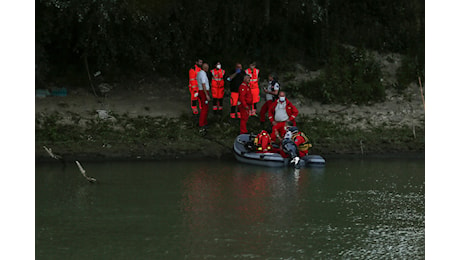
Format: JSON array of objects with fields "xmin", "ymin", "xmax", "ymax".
[
  {"xmin": 197, "ymin": 63, "xmax": 211, "ymax": 135},
  {"xmin": 227, "ymin": 63, "xmax": 244, "ymax": 119},
  {"xmin": 245, "ymin": 62, "xmax": 260, "ymax": 116},
  {"xmin": 238, "ymin": 74, "xmax": 253, "ymax": 134},
  {"xmin": 188, "ymin": 58, "xmax": 203, "ymax": 115},
  {"xmin": 211, "ymin": 62, "xmax": 225, "ymax": 115},
  {"xmin": 260, "ymin": 73, "xmax": 280, "ymax": 123},
  {"xmin": 268, "ymin": 91, "xmax": 299, "ymax": 142}
]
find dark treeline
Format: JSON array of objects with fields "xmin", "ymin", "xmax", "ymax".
[{"xmin": 36, "ymin": 0, "xmax": 424, "ymax": 90}]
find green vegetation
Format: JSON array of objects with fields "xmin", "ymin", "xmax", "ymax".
[
  {"xmin": 36, "ymin": 0, "xmax": 424, "ymax": 100},
  {"xmin": 396, "ymin": 53, "xmax": 425, "ymax": 92},
  {"xmin": 36, "ymin": 112, "xmax": 424, "ymax": 160},
  {"xmin": 295, "ymin": 115, "xmax": 424, "ymax": 155},
  {"xmin": 284, "ymin": 45, "xmax": 385, "ymax": 104}
]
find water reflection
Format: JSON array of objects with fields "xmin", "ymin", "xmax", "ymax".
[
  {"xmin": 180, "ymin": 166, "xmax": 295, "ymax": 224},
  {"xmin": 36, "ymin": 158, "xmax": 424, "ymax": 259},
  {"xmin": 179, "ymin": 164, "xmax": 326, "ymax": 258}
]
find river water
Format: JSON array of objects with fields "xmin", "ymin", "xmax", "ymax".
[{"xmin": 36, "ymin": 157, "xmax": 424, "ymax": 259}]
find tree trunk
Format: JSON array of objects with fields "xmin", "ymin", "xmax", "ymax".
[{"xmin": 264, "ymin": 0, "xmax": 270, "ymax": 26}]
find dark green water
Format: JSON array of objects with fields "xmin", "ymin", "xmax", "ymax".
[{"xmin": 36, "ymin": 158, "xmax": 424, "ymax": 259}]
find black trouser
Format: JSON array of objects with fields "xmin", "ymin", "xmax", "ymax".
[{"xmin": 213, "ymin": 98, "xmax": 223, "ymax": 108}]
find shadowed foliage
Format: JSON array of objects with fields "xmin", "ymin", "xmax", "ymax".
[{"xmin": 36, "ymin": 0, "xmax": 424, "ymax": 101}]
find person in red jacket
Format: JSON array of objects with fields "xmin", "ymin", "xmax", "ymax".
[
  {"xmin": 238, "ymin": 74, "xmax": 253, "ymax": 134},
  {"xmin": 268, "ymin": 91, "xmax": 299, "ymax": 142}
]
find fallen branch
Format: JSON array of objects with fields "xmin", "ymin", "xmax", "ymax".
[
  {"xmin": 75, "ymin": 161, "xmax": 97, "ymax": 183},
  {"xmin": 329, "ymin": 106, "xmax": 351, "ymax": 113},
  {"xmin": 43, "ymin": 146, "xmax": 62, "ymax": 160}
]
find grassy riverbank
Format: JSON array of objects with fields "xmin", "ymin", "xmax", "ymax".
[{"xmin": 35, "ymin": 110, "xmax": 424, "ymax": 162}]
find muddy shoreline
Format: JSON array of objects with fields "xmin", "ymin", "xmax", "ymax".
[
  {"xmin": 35, "ymin": 150, "xmax": 424, "ymax": 164},
  {"xmin": 35, "ymin": 110, "xmax": 424, "ymax": 163}
]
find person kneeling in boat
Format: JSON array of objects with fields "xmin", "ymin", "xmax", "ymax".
[
  {"xmin": 253, "ymin": 130, "xmax": 273, "ymax": 153},
  {"xmin": 245, "ymin": 130, "xmax": 273, "ymax": 153}
]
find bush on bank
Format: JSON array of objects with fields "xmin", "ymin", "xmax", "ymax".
[{"xmin": 284, "ymin": 45, "xmax": 386, "ymax": 105}]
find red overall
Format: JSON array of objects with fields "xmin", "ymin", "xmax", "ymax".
[
  {"xmin": 211, "ymin": 68, "xmax": 225, "ymax": 111},
  {"xmin": 238, "ymin": 82, "xmax": 253, "ymax": 134},
  {"xmin": 198, "ymin": 90, "xmax": 209, "ymax": 127},
  {"xmin": 230, "ymin": 92, "xmax": 240, "ymax": 118},
  {"xmin": 259, "ymin": 99, "xmax": 273, "ymax": 122},
  {"xmin": 188, "ymin": 65, "xmax": 201, "ymax": 114},
  {"xmin": 245, "ymin": 68, "xmax": 260, "ymax": 115},
  {"xmin": 254, "ymin": 130, "xmax": 272, "ymax": 153}
]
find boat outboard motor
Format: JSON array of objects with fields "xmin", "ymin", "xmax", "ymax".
[
  {"xmin": 282, "ymin": 139, "xmax": 299, "ymax": 159},
  {"xmin": 296, "ymin": 158, "xmax": 306, "ymax": 168},
  {"xmin": 282, "ymin": 139, "xmax": 303, "ymax": 168},
  {"xmin": 282, "ymin": 129, "xmax": 303, "ymax": 168}
]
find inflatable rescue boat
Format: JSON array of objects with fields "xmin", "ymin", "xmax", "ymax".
[{"xmin": 233, "ymin": 134, "xmax": 326, "ymax": 168}]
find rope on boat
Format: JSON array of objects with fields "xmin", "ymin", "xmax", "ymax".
[{"xmin": 236, "ymin": 138, "xmax": 247, "ymax": 145}]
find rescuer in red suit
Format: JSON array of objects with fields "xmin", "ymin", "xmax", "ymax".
[{"xmin": 238, "ymin": 74, "xmax": 253, "ymax": 134}]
